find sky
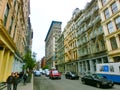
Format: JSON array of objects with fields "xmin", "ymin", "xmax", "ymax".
[{"xmin": 30, "ymin": 0, "xmax": 91, "ymax": 61}]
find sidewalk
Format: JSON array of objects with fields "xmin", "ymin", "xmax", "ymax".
[{"xmin": 2, "ymin": 75, "xmax": 33, "ymax": 90}]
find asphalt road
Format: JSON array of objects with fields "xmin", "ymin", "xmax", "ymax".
[{"xmin": 34, "ymin": 75, "xmax": 120, "ymax": 90}]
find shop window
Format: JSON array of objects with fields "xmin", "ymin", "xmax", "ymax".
[
  {"xmin": 110, "ymin": 37, "xmax": 118, "ymax": 50},
  {"xmin": 115, "ymin": 16, "xmax": 120, "ymax": 29}
]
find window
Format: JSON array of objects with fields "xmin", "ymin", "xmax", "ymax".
[
  {"xmin": 107, "ymin": 22, "xmax": 114, "ymax": 33},
  {"xmin": 110, "ymin": 37, "xmax": 118, "ymax": 50},
  {"xmin": 119, "ymin": 34, "xmax": 120, "ymax": 43},
  {"xmin": 13, "ymin": 25, "xmax": 16, "ymax": 39},
  {"xmin": 111, "ymin": 2, "xmax": 118, "ymax": 14},
  {"xmin": 104, "ymin": 8, "xmax": 110, "ymax": 19},
  {"xmin": 119, "ymin": 66, "xmax": 120, "ymax": 72},
  {"xmin": 14, "ymin": 0, "xmax": 17, "ymax": 7},
  {"xmin": 4, "ymin": 4, "xmax": 10, "ymax": 26},
  {"xmin": 110, "ymin": 66, "xmax": 114, "ymax": 72},
  {"xmin": 101, "ymin": 0, "xmax": 107, "ymax": 6},
  {"xmin": 115, "ymin": 16, "xmax": 120, "ymax": 29},
  {"xmin": 9, "ymin": 17, "xmax": 14, "ymax": 34}
]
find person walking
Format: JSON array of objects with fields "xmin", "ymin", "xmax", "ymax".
[
  {"xmin": 23, "ymin": 73, "xmax": 27, "ymax": 85},
  {"xmin": 6, "ymin": 72, "xmax": 14, "ymax": 90},
  {"xmin": 13, "ymin": 72, "xmax": 19, "ymax": 90}
]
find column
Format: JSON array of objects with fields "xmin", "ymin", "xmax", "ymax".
[
  {"xmin": 112, "ymin": 20, "xmax": 117, "ymax": 32},
  {"xmin": 0, "ymin": 47, "xmax": 5, "ymax": 82},
  {"xmin": 106, "ymin": 39, "xmax": 112, "ymax": 51},
  {"xmin": 3, "ymin": 50, "xmax": 10, "ymax": 81},
  {"xmin": 77, "ymin": 61, "xmax": 80, "ymax": 73},
  {"xmin": 89, "ymin": 60, "xmax": 94, "ymax": 73},
  {"xmin": 115, "ymin": 35, "xmax": 120, "ymax": 48}
]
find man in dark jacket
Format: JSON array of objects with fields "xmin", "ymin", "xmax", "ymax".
[
  {"xmin": 6, "ymin": 72, "xmax": 14, "ymax": 90},
  {"xmin": 13, "ymin": 72, "xmax": 19, "ymax": 90}
]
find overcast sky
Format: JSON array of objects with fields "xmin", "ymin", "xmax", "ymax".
[{"xmin": 30, "ymin": 0, "xmax": 91, "ymax": 61}]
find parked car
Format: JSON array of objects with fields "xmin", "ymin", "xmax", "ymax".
[
  {"xmin": 65, "ymin": 71, "xmax": 79, "ymax": 80},
  {"xmin": 81, "ymin": 74, "xmax": 114, "ymax": 88},
  {"xmin": 49, "ymin": 69, "xmax": 61, "ymax": 79},
  {"xmin": 45, "ymin": 69, "xmax": 50, "ymax": 77},
  {"xmin": 34, "ymin": 70, "xmax": 41, "ymax": 76}
]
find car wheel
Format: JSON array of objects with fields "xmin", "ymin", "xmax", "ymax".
[
  {"xmin": 82, "ymin": 80, "xmax": 85, "ymax": 84},
  {"xmin": 76, "ymin": 77, "xmax": 79, "ymax": 80},
  {"xmin": 96, "ymin": 83, "xmax": 101, "ymax": 88}
]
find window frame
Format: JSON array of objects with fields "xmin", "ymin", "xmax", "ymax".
[
  {"xmin": 115, "ymin": 16, "xmax": 120, "ymax": 29},
  {"xmin": 101, "ymin": 0, "xmax": 107, "ymax": 6},
  {"xmin": 111, "ymin": 2, "xmax": 118, "ymax": 14},
  {"xmin": 107, "ymin": 21, "xmax": 114, "ymax": 33},
  {"xmin": 110, "ymin": 37, "xmax": 118, "ymax": 50},
  {"xmin": 104, "ymin": 8, "xmax": 110, "ymax": 19},
  {"xmin": 3, "ymin": 3, "xmax": 10, "ymax": 26}
]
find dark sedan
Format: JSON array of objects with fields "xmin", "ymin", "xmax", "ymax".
[
  {"xmin": 81, "ymin": 74, "xmax": 114, "ymax": 88},
  {"xmin": 65, "ymin": 71, "xmax": 79, "ymax": 80}
]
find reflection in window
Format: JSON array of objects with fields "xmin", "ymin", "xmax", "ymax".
[
  {"xmin": 102, "ymin": 0, "xmax": 107, "ymax": 6},
  {"xmin": 107, "ymin": 22, "xmax": 114, "ymax": 33},
  {"xmin": 4, "ymin": 4, "xmax": 10, "ymax": 26},
  {"xmin": 110, "ymin": 66, "xmax": 114, "ymax": 72},
  {"xmin": 110, "ymin": 37, "xmax": 118, "ymax": 50},
  {"xmin": 111, "ymin": 2, "xmax": 118, "ymax": 14},
  {"xmin": 119, "ymin": 66, "xmax": 120, "ymax": 72},
  {"xmin": 100, "ymin": 66, "xmax": 103, "ymax": 71},
  {"xmin": 115, "ymin": 16, "xmax": 120, "ymax": 29},
  {"xmin": 104, "ymin": 8, "xmax": 110, "ymax": 19}
]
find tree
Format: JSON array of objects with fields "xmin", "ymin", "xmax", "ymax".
[
  {"xmin": 23, "ymin": 50, "xmax": 36, "ymax": 71},
  {"xmin": 42, "ymin": 65, "xmax": 49, "ymax": 70}
]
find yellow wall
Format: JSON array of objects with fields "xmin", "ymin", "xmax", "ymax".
[{"xmin": 0, "ymin": 47, "xmax": 14, "ymax": 82}]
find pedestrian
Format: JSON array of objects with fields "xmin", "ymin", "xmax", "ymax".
[
  {"xmin": 23, "ymin": 73, "xmax": 27, "ymax": 85},
  {"xmin": 13, "ymin": 72, "xmax": 19, "ymax": 90},
  {"xmin": 6, "ymin": 72, "xmax": 14, "ymax": 90}
]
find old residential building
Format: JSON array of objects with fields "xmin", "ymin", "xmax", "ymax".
[
  {"xmin": 0, "ymin": 0, "xmax": 31, "ymax": 82},
  {"xmin": 45, "ymin": 21, "xmax": 62, "ymax": 68},
  {"xmin": 98, "ymin": 0, "xmax": 120, "ymax": 62}
]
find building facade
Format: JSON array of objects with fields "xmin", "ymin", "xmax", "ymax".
[
  {"xmin": 41, "ymin": 57, "xmax": 46, "ymax": 68},
  {"xmin": 57, "ymin": 0, "xmax": 109, "ymax": 74},
  {"xmin": 56, "ymin": 32, "xmax": 65, "ymax": 72},
  {"xmin": 76, "ymin": 0, "xmax": 108, "ymax": 74},
  {"xmin": 0, "ymin": 0, "xmax": 31, "ymax": 82},
  {"xmin": 98, "ymin": 0, "xmax": 120, "ymax": 62},
  {"xmin": 45, "ymin": 21, "xmax": 62, "ymax": 69}
]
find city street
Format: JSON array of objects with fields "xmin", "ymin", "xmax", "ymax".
[{"xmin": 34, "ymin": 75, "xmax": 120, "ymax": 90}]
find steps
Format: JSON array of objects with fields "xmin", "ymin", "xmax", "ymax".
[{"xmin": 0, "ymin": 82, "xmax": 7, "ymax": 90}]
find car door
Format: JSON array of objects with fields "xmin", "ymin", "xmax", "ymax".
[
  {"xmin": 85, "ymin": 76, "xmax": 93, "ymax": 85},
  {"xmin": 66, "ymin": 72, "xmax": 71, "ymax": 78}
]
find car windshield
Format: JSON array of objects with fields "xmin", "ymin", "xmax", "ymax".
[
  {"xmin": 71, "ymin": 72, "xmax": 76, "ymax": 74},
  {"xmin": 52, "ymin": 70, "xmax": 58, "ymax": 74},
  {"xmin": 93, "ymin": 74, "xmax": 104, "ymax": 79}
]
